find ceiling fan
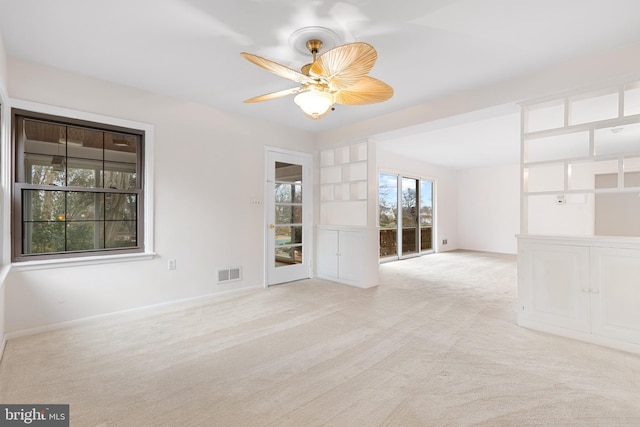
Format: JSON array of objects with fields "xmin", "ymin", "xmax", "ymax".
[{"xmin": 241, "ymin": 39, "xmax": 393, "ymax": 119}]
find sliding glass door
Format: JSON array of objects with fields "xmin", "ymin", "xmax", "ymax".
[
  {"xmin": 420, "ymin": 180, "xmax": 433, "ymax": 252},
  {"xmin": 401, "ymin": 177, "xmax": 418, "ymax": 256},
  {"xmin": 379, "ymin": 173, "xmax": 433, "ymax": 260},
  {"xmin": 379, "ymin": 174, "xmax": 398, "ymax": 258}
]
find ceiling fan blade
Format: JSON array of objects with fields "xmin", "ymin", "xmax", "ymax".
[
  {"xmin": 309, "ymin": 42, "xmax": 377, "ymax": 90},
  {"xmin": 244, "ymin": 86, "xmax": 307, "ymax": 103},
  {"xmin": 334, "ymin": 77, "xmax": 394, "ymax": 105},
  {"xmin": 240, "ymin": 52, "xmax": 315, "ymax": 85}
]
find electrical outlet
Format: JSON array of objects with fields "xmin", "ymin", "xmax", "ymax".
[
  {"xmin": 168, "ymin": 259, "xmax": 176, "ymax": 270},
  {"xmin": 442, "ymin": 239, "xmax": 448, "ymax": 245}
]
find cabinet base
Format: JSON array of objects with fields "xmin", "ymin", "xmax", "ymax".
[{"xmin": 518, "ymin": 317, "xmax": 640, "ymax": 356}]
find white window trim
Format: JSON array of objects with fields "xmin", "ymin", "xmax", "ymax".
[
  {"xmin": 1, "ymin": 84, "xmax": 10, "ymax": 267},
  {"xmin": 9, "ymin": 99, "xmax": 155, "ymax": 269},
  {"xmin": 10, "ymin": 252, "xmax": 155, "ymax": 271}
]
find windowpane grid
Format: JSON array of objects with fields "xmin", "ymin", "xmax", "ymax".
[
  {"xmin": 14, "ymin": 113, "xmax": 144, "ymax": 260},
  {"xmin": 274, "ymin": 161, "xmax": 304, "ymax": 267}
]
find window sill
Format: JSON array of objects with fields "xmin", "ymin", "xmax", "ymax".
[{"xmin": 11, "ymin": 252, "xmax": 156, "ymax": 271}]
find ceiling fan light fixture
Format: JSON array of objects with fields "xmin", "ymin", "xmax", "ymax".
[
  {"xmin": 294, "ymin": 91, "xmax": 334, "ymax": 119},
  {"xmin": 241, "ymin": 33, "xmax": 392, "ymax": 120}
]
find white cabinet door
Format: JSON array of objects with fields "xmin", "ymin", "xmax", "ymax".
[
  {"xmin": 317, "ymin": 228, "xmax": 339, "ymax": 280},
  {"xmin": 520, "ymin": 243, "xmax": 591, "ymax": 333},
  {"xmin": 338, "ymin": 230, "xmax": 365, "ymax": 283},
  {"xmin": 317, "ymin": 227, "xmax": 377, "ymax": 288},
  {"xmin": 591, "ymin": 247, "xmax": 640, "ymax": 345}
]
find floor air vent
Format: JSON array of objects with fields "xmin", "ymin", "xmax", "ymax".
[{"xmin": 218, "ymin": 267, "xmax": 241, "ymax": 283}]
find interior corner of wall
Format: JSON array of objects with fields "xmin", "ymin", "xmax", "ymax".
[{"xmin": 0, "ymin": 33, "xmax": 7, "ymax": 93}]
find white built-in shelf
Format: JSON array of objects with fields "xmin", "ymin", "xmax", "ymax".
[
  {"xmin": 517, "ymin": 80, "xmax": 640, "ymax": 354},
  {"xmin": 320, "ymin": 141, "xmax": 368, "ymax": 202},
  {"xmin": 521, "ymin": 78, "xmax": 640, "ymax": 237}
]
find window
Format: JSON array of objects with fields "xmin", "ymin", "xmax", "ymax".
[{"xmin": 12, "ymin": 110, "xmax": 145, "ymax": 261}]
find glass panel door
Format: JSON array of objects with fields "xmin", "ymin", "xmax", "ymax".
[
  {"xmin": 378, "ymin": 174, "xmax": 398, "ymax": 258},
  {"xmin": 266, "ymin": 150, "xmax": 312, "ymax": 285},
  {"xmin": 401, "ymin": 177, "xmax": 418, "ymax": 256},
  {"xmin": 274, "ymin": 161, "xmax": 303, "ymax": 267},
  {"xmin": 420, "ymin": 180, "xmax": 433, "ymax": 251}
]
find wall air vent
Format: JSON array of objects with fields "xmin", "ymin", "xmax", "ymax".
[{"xmin": 218, "ymin": 267, "xmax": 241, "ymax": 283}]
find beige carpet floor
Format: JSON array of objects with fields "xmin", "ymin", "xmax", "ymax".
[{"xmin": 1, "ymin": 250, "xmax": 640, "ymax": 426}]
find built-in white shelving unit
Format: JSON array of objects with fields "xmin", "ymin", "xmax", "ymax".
[
  {"xmin": 317, "ymin": 140, "xmax": 378, "ymax": 288},
  {"xmin": 521, "ymin": 81, "xmax": 640, "ymax": 236},
  {"xmin": 517, "ymin": 79, "xmax": 640, "ymax": 354},
  {"xmin": 320, "ymin": 141, "xmax": 368, "ymax": 202}
]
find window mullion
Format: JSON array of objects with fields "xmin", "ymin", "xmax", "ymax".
[{"xmin": 12, "ymin": 111, "xmax": 145, "ymax": 261}]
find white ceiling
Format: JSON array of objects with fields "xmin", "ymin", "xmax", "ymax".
[{"xmin": 1, "ymin": 0, "xmax": 640, "ymax": 168}]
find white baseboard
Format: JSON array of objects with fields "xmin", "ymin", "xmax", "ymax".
[
  {"xmin": 0, "ymin": 265, "xmax": 9, "ymax": 363},
  {"xmin": 4, "ymin": 284, "xmax": 262, "ymax": 341}
]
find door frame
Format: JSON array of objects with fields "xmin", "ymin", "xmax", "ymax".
[{"xmin": 264, "ymin": 147, "xmax": 313, "ymax": 286}]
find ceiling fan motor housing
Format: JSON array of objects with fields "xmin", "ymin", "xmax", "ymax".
[{"xmin": 306, "ymin": 39, "xmax": 323, "ymax": 54}]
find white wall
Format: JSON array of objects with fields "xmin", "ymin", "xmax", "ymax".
[
  {"xmin": 457, "ymin": 164, "xmax": 520, "ymax": 254},
  {"xmin": 376, "ymin": 147, "xmax": 458, "ymax": 253},
  {"xmin": 4, "ymin": 58, "xmax": 315, "ymax": 334},
  {"xmin": 0, "ymin": 31, "xmax": 8, "ymax": 357},
  {"xmin": 0, "ymin": 33, "xmax": 6, "ymax": 88}
]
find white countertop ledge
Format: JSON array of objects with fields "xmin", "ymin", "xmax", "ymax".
[{"xmin": 517, "ymin": 234, "xmax": 640, "ymax": 248}]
